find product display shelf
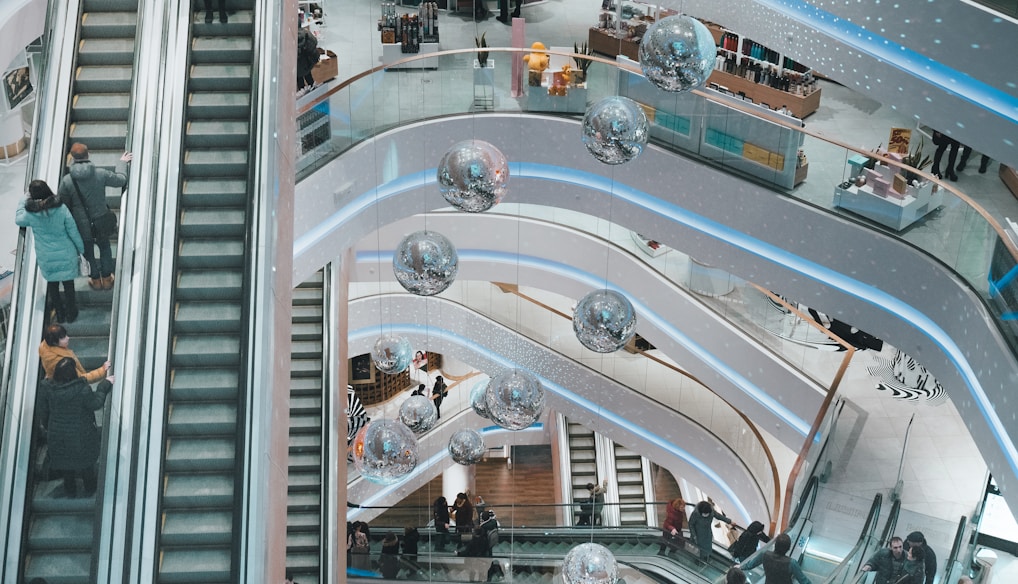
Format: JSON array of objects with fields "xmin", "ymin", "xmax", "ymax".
[
  {"xmin": 707, "ymin": 70, "xmax": 821, "ymax": 119},
  {"xmin": 527, "ymin": 46, "xmax": 589, "ymax": 114},
  {"xmin": 380, "ymin": 41, "xmax": 440, "ymax": 69},
  {"xmin": 588, "ymin": 0, "xmax": 676, "ymax": 60},
  {"xmin": 833, "ymin": 154, "xmax": 944, "ymax": 231}
]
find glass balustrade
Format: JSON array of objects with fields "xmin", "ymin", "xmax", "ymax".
[{"xmin": 297, "ymin": 49, "xmax": 1018, "ymax": 371}]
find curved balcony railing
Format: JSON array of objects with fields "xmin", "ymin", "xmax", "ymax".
[{"xmin": 296, "ymin": 47, "xmax": 1018, "ymax": 363}]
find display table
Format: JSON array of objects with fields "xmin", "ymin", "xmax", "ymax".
[
  {"xmin": 381, "ymin": 42, "xmax": 439, "ymax": 69},
  {"xmin": 834, "ymin": 180, "xmax": 942, "ymax": 231},
  {"xmin": 707, "ymin": 69, "xmax": 821, "ymax": 119},
  {"xmin": 1002, "ymin": 165, "xmax": 1018, "ymax": 200},
  {"xmin": 630, "ymin": 231, "xmax": 669, "ymax": 258},
  {"xmin": 526, "ymin": 46, "xmax": 588, "ymax": 114},
  {"xmin": 588, "ymin": 27, "xmax": 639, "ymax": 60}
]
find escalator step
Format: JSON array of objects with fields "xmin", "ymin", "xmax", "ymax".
[
  {"xmin": 291, "ymin": 322, "xmax": 321, "ymax": 340},
  {"xmin": 289, "ymin": 395, "xmax": 322, "ymax": 414},
  {"xmin": 181, "ymin": 177, "xmax": 248, "ymax": 207},
  {"xmin": 165, "ymin": 438, "xmax": 235, "ymax": 471},
  {"xmin": 287, "ymin": 491, "xmax": 320, "ymax": 510},
  {"xmin": 288, "ymin": 433, "xmax": 321, "ymax": 451},
  {"xmin": 158, "ymin": 547, "xmax": 231, "ymax": 581},
  {"xmin": 161, "ymin": 510, "xmax": 233, "ymax": 545},
  {"xmin": 289, "ymin": 415, "xmax": 323, "ymax": 434},
  {"xmin": 289, "ymin": 377, "xmax": 322, "ymax": 393},
  {"xmin": 191, "ymin": 64, "xmax": 254, "ymax": 91},
  {"xmin": 191, "ymin": 36, "xmax": 253, "ymax": 64},
  {"xmin": 174, "ymin": 301, "xmax": 242, "ymax": 333},
  {"xmin": 75, "ymin": 65, "xmax": 133, "ymax": 93},
  {"xmin": 286, "ymin": 531, "xmax": 320, "ymax": 550},
  {"xmin": 169, "ymin": 368, "xmax": 239, "ymax": 401},
  {"xmin": 187, "ymin": 89, "xmax": 251, "ymax": 116},
  {"xmin": 175, "ymin": 269, "xmax": 244, "ymax": 300},
  {"xmin": 192, "ymin": 10, "xmax": 254, "ymax": 36},
  {"xmin": 163, "ymin": 474, "xmax": 234, "ymax": 507},
  {"xmin": 80, "ymin": 11, "xmax": 137, "ymax": 37},
  {"xmin": 23, "ymin": 552, "xmax": 91, "ymax": 583},
  {"xmin": 292, "ymin": 287, "xmax": 324, "ymax": 304},
  {"xmin": 68, "ymin": 121, "xmax": 129, "ymax": 148},
  {"xmin": 179, "ymin": 208, "xmax": 247, "ymax": 237},
  {"xmin": 28, "ymin": 513, "xmax": 95, "ymax": 549},
  {"xmin": 288, "ymin": 452, "xmax": 321, "ymax": 472},
  {"xmin": 186, "ymin": 120, "xmax": 250, "ymax": 148},
  {"xmin": 291, "ymin": 340, "xmax": 323, "ymax": 359},
  {"xmin": 288, "ymin": 473, "xmax": 321, "ymax": 490},
  {"xmin": 291, "ymin": 360, "xmax": 323, "ymax": 376},
  {"xmin": 182, "ymin": 149, "xmax": 248, "ymax": 177},
  {"xmin": 77, "ymin": 38, "xmax": 135, "ymax": 66},
  {"xmin": 177, "ymin": 240, "xmax": 245, "ymax": 269},
  {"xmin": 167, "ymin": 402, "xmax": 237, "ymax": 435},
  {"xmin": 291, "ymin": 306, "xmax": 323, "ymax": 324},
  {"xmin": 82, "ymin": 0, "xmax": 137, "ymax": 11},
  {"xmin": 171, "ymin": 334, "xmax": 241, "ymax": 367},
  {"xmin": 72, "ymin": 93, "xmax": 130, "ymax": 121}
]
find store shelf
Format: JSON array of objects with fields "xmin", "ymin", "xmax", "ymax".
[{"xmin": 708, "ymin": 69, "xmax": 821, "ymax": 118}]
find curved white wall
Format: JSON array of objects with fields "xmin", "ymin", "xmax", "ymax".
[{"xmin": 294, "ymin": 114, "xmax": 1018, "ymax": 512}]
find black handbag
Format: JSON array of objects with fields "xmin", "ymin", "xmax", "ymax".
[{"xmin": 70, "ymin": 178, "xmax": 118, "ymax": 239}]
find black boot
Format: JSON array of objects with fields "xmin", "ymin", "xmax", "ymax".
[{"xmin": 63, "ymin": 281, "xmax": 78, "ymax": 323}]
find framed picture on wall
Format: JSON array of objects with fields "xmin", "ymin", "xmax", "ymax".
[
  {"xmin": 3, "ymin": 66, "xmax": 33, "ymax": 111},
  {"xmin": 349, "ymin": 354, "xmax": 376, "ymax": 385}
]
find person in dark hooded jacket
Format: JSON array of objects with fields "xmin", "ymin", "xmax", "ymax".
[
  {"xmin": 297, "ymin": 28, "xmax": 319, "ymax": 92},
  {"xmin": 57, "ymin": 143, "xmax": 131, "ymax": 291},
  {"xmin": 15, "ymin": 180, "xmax": 84, "ymax": 323},
  {"xmin": 37, "ymin": 357, "xmax": 114, "ymax": 497}
]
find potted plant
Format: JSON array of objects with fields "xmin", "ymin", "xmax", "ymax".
[
  {"xmin": 475, "ymin": 32, "xmax": 489, "ymax": 68},
  {"xmin": 572, "ymin": 41, "xmax": 592, "ymax": 85},
  {"xmin": 901, "ymin": 138, "xmax": 931, "ymax": 184}
]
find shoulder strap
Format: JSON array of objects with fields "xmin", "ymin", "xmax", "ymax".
[{"xmin": 69, "ymin": 177, "xmax": 96, "ymax": 223}]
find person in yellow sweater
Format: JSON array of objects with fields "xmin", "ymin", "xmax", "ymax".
[{"xmin": 39, "ymin": 324, "xmax": 109, "ymax": 382}]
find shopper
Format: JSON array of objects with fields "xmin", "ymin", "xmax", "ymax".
[
  {"xmin": 903, "ymin": 544, "xmax": 926, "ymax": 584},
  {"xmin": 37, "ymin": 357, "xmax": 114, "ymax": 497},
  {"xmin": 297, "ymin": 27, "xmax": 319, "ymax": 93},
  {"xmin": 658, "ymin": 497, "xmax": 687, "ymax": 556},
  {"xmin": 15, "ymin": 180, "xmax": 84, "ymax": 323},
  {"xmin": 905, "ymin": 531, "xmax": 936, "ymax": 584},
  {"xmin": 201, "ymin": 0, "xmax": 227, "ymax": 23},
  {"xmin": 726, "ymin": 567, "xmax": 747, "ymax": 584},
  {"xmin": 348, "ymin": 521, "xmax": 370, "ymax": 570},
  {"xmin": 496, "ymin": 0, "xmax": 520, "ymax": 23},
  {"xmin": 730, "ymin": 520, "xmax": 770, "ymax": 562},
  {"xmin": 931, "ymin": 130, "xmax": 959, "ymax": 181},
  {"xmin": 956, "ymin": 144, "xmax": 992, "ymax": 175},
  {"xmin": 861, "ymin": 536, "xmax": 906, "ymax": 584},
  {"xmin": 739, "ymin": 533, "xmax": 811, "ymax": 584},
  {"xmin": 58, "ymin": 143, "xmax": 131, "ymax": 291},
  {"xmin": 433, "ymin": 496, "xmax": 451, "ymax": 551},
  {"xmin": 402, "ymin": 525, "xmax": 420, "ymax": 565},
  {"xmin": 39, "ymin": 324, "xmax": 110, "ymax": 382},
  {"xmin": 453, "ymin": 492, "xmax": 475, "ymax": 533},
  {"xmin": 378, "ymin": 532, "xmax": 401, "ymax": 578},
  {"xmin": 688, "ymin": 500, "xmax": 732, "ymax": 561},
  {"xmin": 431, "ymin": 375, "xmax": 448, "ymax": 419}
]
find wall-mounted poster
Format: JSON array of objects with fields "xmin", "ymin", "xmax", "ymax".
[
  {"xmin": 349, "ymin": 354, "xmax": 376, "ymax": 385},
  {"xmin": 887, "ymin": 127, "xmax": 911, "ymax": 155},
  {"xmin": 3, "ymin": 66, "xmax": 33, "ymax": 111}
]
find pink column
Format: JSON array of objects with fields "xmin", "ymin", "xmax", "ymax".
[{"xmin": 511, "ymin": 17, "xmax": 525, "ymax": 98}]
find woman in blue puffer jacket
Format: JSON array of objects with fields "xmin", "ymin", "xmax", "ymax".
[{"xmin": 15, "ymin": 180, "xmax": 85, "ymax": 323}]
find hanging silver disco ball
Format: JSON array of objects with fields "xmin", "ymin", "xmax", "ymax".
[
  {"xmin": 470, "ymin": 379, "xmax": 491, "ymax": 419},
  {"xmin": 485, "ymin": 369, "xmax": 545, "ymax": 430},
  {"xmin": 437, "ymin": 139, "xmax": 510, "ymax": 213},
  {"xmin": 392, "ymin": 230, "xmax": 459, "ymax": 296},
  {"xmin": 399, "ymin": 394, "xmax": 438, "ymax": 433},
  {"xmin": 448, "ymin": 428, "xmax": 486, "ymax": 465},
  {"xmin": 352, "ymin": 419, "xmax": 418, "ymax": 485},
  {"xmin": 573, "ymin": 289, "xmax": 637, "ymax": 353},
  {"xmin": 371, "ymin": 334, "xmax": 413, "ymax": 374},
  {"xmin": 638, "ymin": 15, "xmax": 716, "ymax": 92},
  {"xmin": 581, "ymin": 96, "xmax": 649, "ymax": 165},
  {"xmin": 562, "ymin": 543, "xmax": 619, "ymax": 584}
]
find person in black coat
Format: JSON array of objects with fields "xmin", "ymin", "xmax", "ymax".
[
  {"xmin": 730, "ymin": 520, "xmax": 770, "ymax": 561},
  {"xmin": 38, "ymin": 356, "xmax": 114, "ymax": 497},
  {"xmin": 905, "ymin": 531, "xmax": 937, "ymax": 584},
  {"xmin": 433, "ymin": 496, "xmax": 451, "ymax": 551},
  {"xmin": 431, "ymin": 375, "xmax": 448, "ymax": 419},
  {"xmin": 402, "ymin": 525, "xmax": 421, "ymax": 565}
]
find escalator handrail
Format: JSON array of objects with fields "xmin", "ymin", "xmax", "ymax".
[
  {"xmin": 878, "ymin": 498, "xmax": 901, "ymax": 548},
  {"xmin": 788, "ymin": 475, "xmax": 820, "ymax": 526},
  {"xmin": 820, "ymin": 492, "xmax": 882, "ymax": 584},
  {"xmin": 945, "ymin": 515, "xmax": 969, "ymax": 577}
]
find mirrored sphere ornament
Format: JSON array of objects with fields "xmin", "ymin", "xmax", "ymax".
[
  {"xmin": 399, "ymin": 395, "xmax": 438, "ymax": 433},
  {"xmin": 371, "ymin": 334, "xmax": 413, "ymax": 374},
  {"xmin": 562, "ymin": 543, "xmax": 619, "ymax": 584},
  {"xmin": 448, "ymin": 428, "xmax": 486, "ymax": 465},
  {"xmin": 437, "ymin": 139, "xmax": 510, "ymax": 213},
  {"xmin": 573, "ymin": 289, "xmax": 637, "ymax": 353},
  {"xmin": 352, "ymin": 419, "xmax": 418, "ymax": 485},
  {"xmin": 581, "ymin": 96, "xmax": 649, "ymax": 165},
  {"xmin": 638, "ymin": 15, "xmax": 716, "ymax": 93},
  {"xmin": 392, "ymin": 230, "xmax": 459, "ymax": 296},
  {"xmin": 485, "ymin": 369, "xmax": 545, "ymax": 430},
  {"xmin": 470, "ymin": 379, "xmax": 491, "ymax": 419}
]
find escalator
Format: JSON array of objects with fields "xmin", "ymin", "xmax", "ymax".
[
  {"xmin": 153, "ymin": 4, "xmax": 255, "ymax": 581},
  {"xmin": 287, "ymin": 272, "xmax": 326, "ymax": 584},
  {"xmin": 566, "ymin": 419, "xmax": 599, "ymax": 525},
  {"xmin": 19, "ymin": 0, "xmax": 139, "ymax": 580},
  {"xmin": 614, "ymin": 443, "xmax": 649, "ymax": 526}
]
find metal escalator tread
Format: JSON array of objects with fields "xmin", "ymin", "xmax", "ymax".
[
  {"xmin": 286, "ymin": 274, "xmax": 325, "ymax": 584},
  {"xmin": 21, "ymin": 0, "xmax": 138, "ymax": 581},
  {"xmin": 155, "ymin": 7, "xmax": 255, "ymax": 582}
]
